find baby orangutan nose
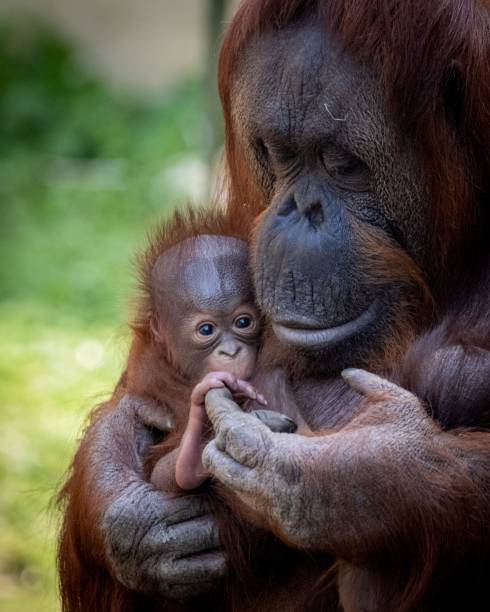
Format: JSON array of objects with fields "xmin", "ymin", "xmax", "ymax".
[
  {"xmin": 218, "ymin": 340, "xmax": 242, "ymax": 359},
  {"xmin": 210, "ymin": 341, "xmax": 256, "ymax": 380}
]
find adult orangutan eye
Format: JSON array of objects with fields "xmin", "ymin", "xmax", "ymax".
[
  {"xmin": 253, "ymin": 138, "xmax": 276, "ymax": 191},
  {"xmin": 197, "ymin": 323, "xmax": 215, "ymax": 336},
  {"xmin": 337, "ymin": 157, "xmax": 366, "ymax": 177},
  {"xmin": 254, "ymin": 138, "xmax": 270, "ymax": 170},
  {"xmin": 321, "ymin": 148, "xmax": 370, "ymax": 192}
]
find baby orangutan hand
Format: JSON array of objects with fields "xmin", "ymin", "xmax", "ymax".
[{"xmin": 175, "ymin": 372, "xmax": 268, "ymax": 490}]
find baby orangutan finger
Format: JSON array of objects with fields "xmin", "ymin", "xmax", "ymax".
[
  {"xmin": 256, "ymin": 392, "xmax": 268, "ymax": 406},
  {"xmin": 232, "ymin": 379, "xmax": 258, "ymax": 401},
  {"xmin": 191, "ymin": 377, "xmax": 225, "ymax": 407},
  {"xmin": 232, "ymin": 390, "xmax": 268, "ymax": 407}
]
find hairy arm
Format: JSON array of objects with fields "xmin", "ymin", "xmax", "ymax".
[
  {"xmin": 399, "ymin": 332, "xmax": 490, "ymax": 429},
  {"xmin": 58, "ymin": 394, "xmax": 226, "ymax": 612}
]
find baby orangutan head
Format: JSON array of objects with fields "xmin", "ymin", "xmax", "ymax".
[{"xmin": 150, "ymin": 235, "xmax": 260, "ymax": 382}]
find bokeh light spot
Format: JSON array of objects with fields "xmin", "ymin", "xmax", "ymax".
[{"xmin": 74, "ymin": 339, "xmax": 105, "ymax": 371}]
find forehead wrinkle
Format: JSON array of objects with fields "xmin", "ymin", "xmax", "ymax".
[
  {"xmin": 179, "ymin": 256, "xmax": 249, "ymax": 305},
  {"xmin": 151, "ymin": 236, "xmax": 252, "ymax": 317},
  {"xmin": 235, "ymin": 18, "xmax": 375, "ymax": 150},
  {"xmin": 258, "ymin": 30, "xmax": 324, "ymax": 144},
  {"xmin": 151, "ymin": 235, "xmax": 248, "ymax": 286}
]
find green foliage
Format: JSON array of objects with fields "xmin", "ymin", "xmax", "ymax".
[
  {"xmin": 0, "ymin": 27, "xmax": 207, "ymax": 160},
  {"xmin": 0, "ymin": 23, "xmax": 208, "ymax": 611}
]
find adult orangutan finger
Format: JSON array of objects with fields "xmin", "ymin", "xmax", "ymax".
[
  {"xmin": 202, "ymin": 440, "xmax": 256, "ymax": 493},
  {"xmin": 205, "ymin": 387, "xmax": 246, "ymax": 430},
  {"xmin": 164, "ymin": 551, "xmax": 227, "ymax": 596},
  {"xmin": 163, "ymin": 515, "xmax": 222, "ymax": 556},
  {"xmin": 205, "ymin": 388, "xmax": 273, "ymax": 464},
  {"xmin": 342, "ymin": 368, "xmax": 416, "ymax": 402},
  {"xmin": 253, "ymin": 409, "xmax": 297, "ymax": 433},
  {"xmin": 161, "ymin": 493, "xmax": 211, "ymax": 526}
]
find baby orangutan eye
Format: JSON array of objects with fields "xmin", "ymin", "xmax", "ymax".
[
  {"xmin": 234, "ymin": 315, "xmax": 253, "ymax": 329},
  {"xmin": 197, "ymin": 323, "xmax": 216, "ymax": 336}
]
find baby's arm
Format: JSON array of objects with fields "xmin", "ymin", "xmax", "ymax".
[{"xmin": 175, "ymin": 372, "xmax": 266, "ymax": 490}]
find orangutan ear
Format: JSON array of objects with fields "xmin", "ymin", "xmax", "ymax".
[{"xmin": 149, "ymin": 313, "xmax": 166, "ymax": 344}]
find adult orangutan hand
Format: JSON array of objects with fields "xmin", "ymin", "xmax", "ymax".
[
  {"xmin": 103, "ymin": 486, "xmax": 226, "ymax": 599},
  {"xmin": 101, "ymin": 394, "xmax": 295, "ymax": 598},
  {"xmin": 100, "ymin": 395, "xmax": 226, "ymax": 600},
  {"xmin": 202, "ymin": 370, "xmax": 440, "ymax": 553}
]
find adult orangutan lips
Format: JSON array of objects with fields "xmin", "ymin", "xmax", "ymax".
[{"xmin": 271, "ymin": 301, "xmax": 379, "ymax": 348}]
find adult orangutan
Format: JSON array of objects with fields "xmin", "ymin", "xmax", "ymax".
[{"xmin": 58, "ymin": 1, "xmax": 490, "ymax": 611}]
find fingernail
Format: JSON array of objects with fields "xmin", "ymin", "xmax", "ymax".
[
  {"xmin": 341, "ymin": 368, "xmax": 360, "ymax": 380},
  {"xmin": 341, "ymin": 368, "xmax": 357, "ymax": 376}
]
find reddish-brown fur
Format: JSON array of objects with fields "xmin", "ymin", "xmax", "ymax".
[
  {"xmin": 124, "ymin": 207, "xmax": 334, "ymax": 610},
  {"xmin": 58, "ymin": 2, "xmax": 489, "ymax": 611},
  {"xmin": 218, "ymin": 4, "xmax": 489, "ymax": 608},
  {"xmin": 57, "ymin": 207, "xmax": 253, "ymax": 612}
]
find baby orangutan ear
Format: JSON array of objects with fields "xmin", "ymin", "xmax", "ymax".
[{"xmin": 149, "ymin": 313, "xmax": 166, "ymax": 344}]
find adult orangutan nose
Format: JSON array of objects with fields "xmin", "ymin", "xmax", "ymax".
[{"xmin": 276, "ymin": 177, "xmax": 342, "ymax": 230}]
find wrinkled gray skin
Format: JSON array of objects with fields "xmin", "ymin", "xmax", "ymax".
[
  {"xmin": 101, "ymin": 17, "xmax": 488, "ymax": 603},
  {"xmin": 203, "ymin": 373, "xmax": 440, "ymax": 550},
  {"xmin": 98, "ymin": 396, "xmax": 225, "ymax": 599},
  {"xmin": 236, "ymin": 17, "xmax": 428, "ymax": 372},
  {"xmin": 100, "ymin": 19, "xmax": 428, "ymax": 597},
  {"xmin": 200, "ymin": 15, "xmax": 490, "ymax": 595}
]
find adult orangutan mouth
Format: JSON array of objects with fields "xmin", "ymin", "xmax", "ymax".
[{"xmin": 271, "ymin": 301, "xmax": 379, "ymax": 349}]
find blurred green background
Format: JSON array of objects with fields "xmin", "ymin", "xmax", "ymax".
[{"xmin": 0, "ymin": 2, "xmax": 233, "ymax": 609}]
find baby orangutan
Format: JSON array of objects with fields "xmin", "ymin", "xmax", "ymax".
[{"xmin": 133, "ymin": 234, "xmax": 296, "ymax": 495}]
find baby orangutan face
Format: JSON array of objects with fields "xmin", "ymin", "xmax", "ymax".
[
  {"xmin": 180, "ymin": 303, "xmax": 259, "ymax": 380},
  {"xmin": 150, "ymin": 235, "xmax": 260, "ymax": 382}
]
